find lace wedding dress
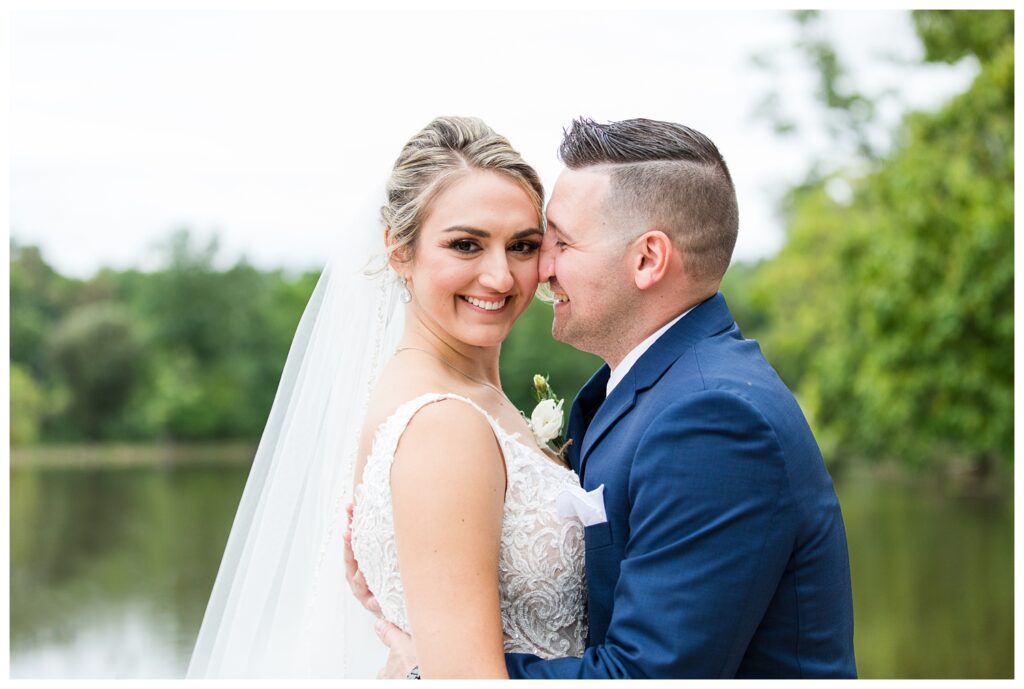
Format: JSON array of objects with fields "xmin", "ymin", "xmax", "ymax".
[{"xmin": 351, "ymin": 392, "xmax": 587, "ymax": 658}]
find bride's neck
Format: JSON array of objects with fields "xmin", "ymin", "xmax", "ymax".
[{"xmin": 398, "ymin": 319, "xmax": 502, "ymax": 388}]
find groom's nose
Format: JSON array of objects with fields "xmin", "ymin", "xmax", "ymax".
[{"xmin": 538, "ymin": 232, "xmax": 556, "ymax": 282}]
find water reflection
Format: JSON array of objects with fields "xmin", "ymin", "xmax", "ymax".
[
  {"xmin": 11, "ymin": 463, "xmax": 245, "ymax": 678},
  {"xmin": 9, "ymin": 459, "xmax": 1014, "ymax": 678},
  {"xmin": 837, "ymin": 473, "xmax": 1013, "ymax": 678},
  {"xmin": 12, "ymin": 604, "xmax": 181, "ymax": 678}
]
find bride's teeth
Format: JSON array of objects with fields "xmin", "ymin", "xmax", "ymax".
[{"xmin": 464, "ymin": 296, "xmax": 507, "ymax": 311}]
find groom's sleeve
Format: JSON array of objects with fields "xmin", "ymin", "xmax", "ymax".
[{"xmin": 506, "ymin": 390, "xmax": 793, "ymax": 679}]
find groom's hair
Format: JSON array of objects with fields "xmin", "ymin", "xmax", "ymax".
[{"xmin": 559, "ymin": 118, "xmax": 739, "ymax": 285}]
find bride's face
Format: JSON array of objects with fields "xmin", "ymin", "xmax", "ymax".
[{"xmin": 402, "ymin": 169, "xmax": 543, "ymax": 348}]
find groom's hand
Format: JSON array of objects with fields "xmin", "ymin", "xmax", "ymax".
[
  {"xmin": 344, "ymin": 502, "xmax": 382, "ymax": 617},
  {"xmin": 374, "ymin": 617, "xmax": 419, "ymax": 679}
]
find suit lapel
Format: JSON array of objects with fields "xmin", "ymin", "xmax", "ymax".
[
  {"xmin": 566, "ymin": 365, "xmax": 609, "ymax": 474},
  {"xmin": 576, "ymin": 293, "xmax": 736, "ymax": 479},
  {"xmin": 578, "ymin": 378, "xmax": 636, "ymax": 482}
]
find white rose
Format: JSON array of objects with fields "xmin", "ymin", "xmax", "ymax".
[{"xmin": 530, "ymin": 398, "xmax": 564, "ymax": 445}]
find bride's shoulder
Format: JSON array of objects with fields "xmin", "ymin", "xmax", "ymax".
[
  {"xmin": 398, "ymin": 395, "xmax": 497, "ymax": 447},
  {"xmin": 389, "ymin": 396, "xmax": 505, "ymax": 498}
]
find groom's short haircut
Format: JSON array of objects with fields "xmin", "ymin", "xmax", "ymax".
[{"xmin": 558, "ymin": 118, "xmax": 739, "ymax": 285}]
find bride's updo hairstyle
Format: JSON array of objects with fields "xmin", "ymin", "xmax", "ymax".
[{"xmin": 381, "ymin": 116, "xmax": 545, "ymax": 262}]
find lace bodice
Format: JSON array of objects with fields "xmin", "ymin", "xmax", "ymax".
[{"xmin": 350, "ymin": 393, "xmax": 587, "ymax": 659}]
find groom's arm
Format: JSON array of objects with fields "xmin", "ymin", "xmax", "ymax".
[{"xmin": 507, "ymin": 390, "xmax": 793, "ymax": 679}]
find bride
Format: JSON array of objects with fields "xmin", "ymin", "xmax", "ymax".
[{"xmin": 187, "ymin": 116, "xmax": 586, "ymax": 678}]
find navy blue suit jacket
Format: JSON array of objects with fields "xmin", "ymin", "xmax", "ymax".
[{"xmin": 506, "ymin": 293, "xmax": 856, "ymax": 678}]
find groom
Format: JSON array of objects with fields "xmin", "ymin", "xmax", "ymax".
[{"xmin": 359, "ymin": 118, "xmax": 856, "ymax": 678}]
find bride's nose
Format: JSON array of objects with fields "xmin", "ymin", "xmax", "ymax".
[{"xmin": 478, "ymin": 249, "xmax": 514, "ymax": 293}]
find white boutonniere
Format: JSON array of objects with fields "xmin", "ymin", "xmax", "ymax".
[
  {"xmin": 527, "ymin": 374, "xmax": 565, "ymax": 449},
  {"xmin": 530, "ymin": 398, "xmax": 564, "ymax": 445}
]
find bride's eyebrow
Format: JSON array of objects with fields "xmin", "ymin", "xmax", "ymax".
[
  {"xmin": 512, "ymin": 228, "xmax": 543, "ymax": 239},
  {"xmin": 442, "ymin": 226, "xmax": 543, "ymax": 239},
  {"xmin": 442, "ymin": 226, "xmax": 488, "ymax": 237}
]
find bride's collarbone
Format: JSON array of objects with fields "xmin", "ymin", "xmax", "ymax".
[{"xmin": 376, "ymin": 369, "xmax": 513, "ymax": 426}]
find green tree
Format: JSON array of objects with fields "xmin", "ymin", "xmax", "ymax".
[
  {"xmin": 10, "ymin": 363, "xmax": 45, "ymax": 445},
  {"xmin": 719, "ymin": 261, "xmax": 770, "ymax": 337},
  {"xmin": 10, "ymin": 242, "xmax": 78, "ymax": 375},
  {"xmin": 142, "ymin": 229, "xmax": 225, "ymax": 364},
  {"xmin": 747, "ymin": 10, "xmax": 1013, "ymax": 472},
  {"xmin": 46, "ymin": 303, "xmax": 145, "ymax": 439},
  {"xmin": 10, "ymin": 232, "xmax": 322, "ymax": 443}
]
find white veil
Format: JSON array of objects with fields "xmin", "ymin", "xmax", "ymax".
[{"xmin": 186, "ymin": 203, "xmax": 404, "ymax": 678}]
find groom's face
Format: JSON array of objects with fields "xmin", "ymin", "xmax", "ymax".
[{"xmin": 540, "ymin": 168, "xmax": 633, "ymax": 355}]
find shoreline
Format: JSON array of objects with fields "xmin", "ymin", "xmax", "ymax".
[
  {"xmin": 9, "ymin": 441, "xmax": 257, "ymax": 470},
  {"xmin": 8, "ymin": 443, "xmax": 1013, "ymax": 500}
]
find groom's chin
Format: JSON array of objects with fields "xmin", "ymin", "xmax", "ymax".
[{"xmin": 550, "ymin": 318, "xmax": 573, "ymax": 346}]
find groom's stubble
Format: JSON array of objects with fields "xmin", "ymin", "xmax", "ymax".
[{"xmin": 550, "ymin": 276, "xmax": 638, "ymax": 365}]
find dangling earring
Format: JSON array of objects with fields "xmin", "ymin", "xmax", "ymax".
[{"xmin": 399, "ymin": 276, "xmax": 412, "ymax": 304}]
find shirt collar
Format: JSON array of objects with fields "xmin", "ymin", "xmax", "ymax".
[{"xmin": 606, "ymin": 307, "xmax": 694, "ymax": 398}]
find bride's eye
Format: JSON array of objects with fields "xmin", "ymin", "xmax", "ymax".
[
  {"xmin": 508, "ymin": 240, "xmax": 540, "ymax": 255},
  {"xmin": 446, "ymin": 238, "xmax": 480, "ymax": 254}
]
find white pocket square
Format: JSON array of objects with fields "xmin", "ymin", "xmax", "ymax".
[{"xmin": 556, "ymin": 483, "xmax": 608, "ymax": 526}]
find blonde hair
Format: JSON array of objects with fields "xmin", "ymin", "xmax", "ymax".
[{"xmin": 381, "ymin": 116, "xmax": 544, "ymax": 262}]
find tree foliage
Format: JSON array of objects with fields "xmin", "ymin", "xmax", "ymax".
[
  {"xmin": 10, "ymin": 363, "xmax": 44, "ymax": 445},
  {"xmin": 47, "ymin": 303, "xmax": 144, "ymax": 439},
  {"xmin": 10, "ymin": 231, "xmax": 318, "ymax": 443},
  {"xmin": 743, "ymin": 10, "xmax": 1013, "ymax": 471},
  {"xmin": 10, "ymin": 243, "xmax": 78, "ymax": 376},
  {"xmin": 913, "ymin": 9, "xmax": 1013, "ymax": 64}
]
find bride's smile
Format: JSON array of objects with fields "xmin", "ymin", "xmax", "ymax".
[{"xmin": 459, "ymin": 294, "xmax": 509, "ymax": 312}]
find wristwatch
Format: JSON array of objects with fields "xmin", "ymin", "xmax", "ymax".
[{"xmin": 406, "ymin": 665, "xmax": 421, "ymax": 680}]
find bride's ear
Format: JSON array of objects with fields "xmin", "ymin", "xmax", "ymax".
[
  {"xmin": 384, "ymin": 226, "xmax": 411, "ymax": 272},
  {"xmin": 632, "ymin": 230, "xmax": 675, "ymax": 291}
]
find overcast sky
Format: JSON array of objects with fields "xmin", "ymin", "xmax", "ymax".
[{"xmin": 11, "ymin": 10, "xmax": 977, "ymax": 277}]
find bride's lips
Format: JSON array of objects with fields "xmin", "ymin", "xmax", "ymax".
[{"xmin": 458, "ymin": 294, "xmax": 511, "ymax": 314}]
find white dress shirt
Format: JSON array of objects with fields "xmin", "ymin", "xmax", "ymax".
[{"xmin": 606, "ymin": 307, "xmax": 695, "ymax": 397}]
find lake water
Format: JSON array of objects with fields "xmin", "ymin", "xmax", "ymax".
[{"xmin": 9, "ymin": 456, "xmax": 1013, "ymax": 678}]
